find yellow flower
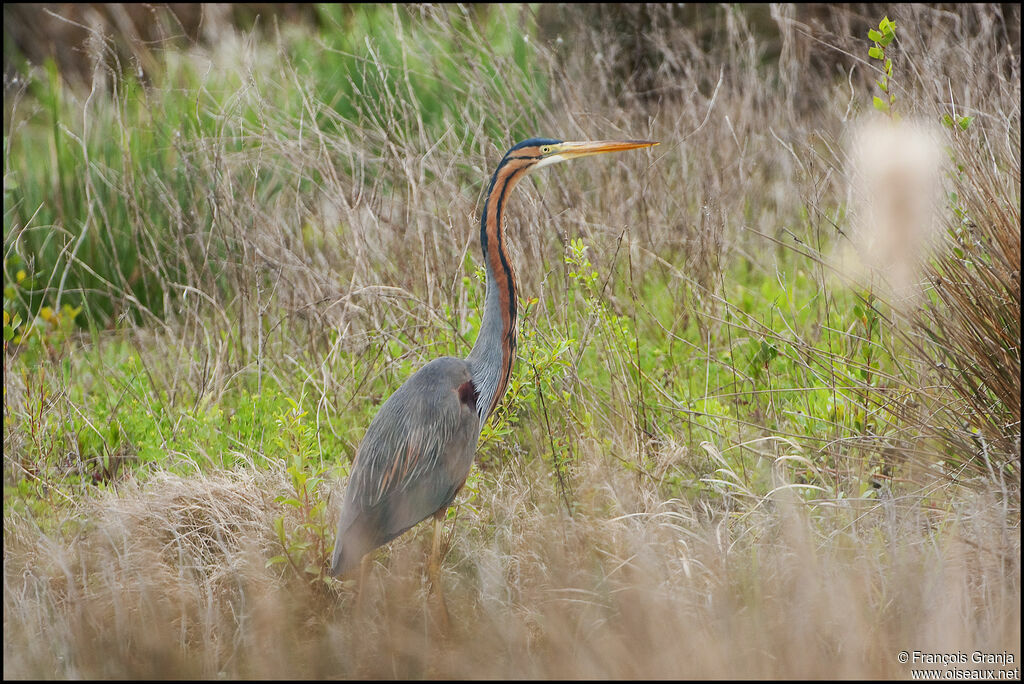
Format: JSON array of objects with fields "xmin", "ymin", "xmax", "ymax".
[
  {"xmin": 40, "ymin": 306, "xmax": 54, "ymax": 322},
  {"xmin": 16, "ymin": 270, "xmax": 26, "ymax": 283}
]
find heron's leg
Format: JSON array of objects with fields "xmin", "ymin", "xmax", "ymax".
[
  {"xmin": 354, "ymin": 554, "xmax": 370, "ymax": 618},
  {"xmin": 428, "ymin": 512, "xmax": 451, "ymax": 632}
]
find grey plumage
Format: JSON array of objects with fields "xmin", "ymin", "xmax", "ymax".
[
  {"xmin": 330, "ymin": 357, "xmax": 479, "ymax": 577},
  {"xmin": 466, "ymin": 277, "xmax": 509, "ymax": 428}
]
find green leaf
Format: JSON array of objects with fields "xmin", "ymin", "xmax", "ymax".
[
  {"xmin": 879, "ymin": 31, "xmax": 895, "ymax": 47},
  {"xmin": 873, "ymin": 96, "xmax": 889, "ymax": 112},
  {"xmin": 942, "ymin": 113, "xmax": 954, "ymax": 128},
  {"xmin": 266, "ymin": 555, "xmax": 288, "ymax": 567},
  {"xmin": 868, "ymin": 29, "xmax": 883, "ymax": 42},
  {"xmin": 958, "ymin": 116, "xmax": 973, "ymax": 131},
  {"xmin": 868, "ymin": 46, "xmax": 883, "ymax": 59}
]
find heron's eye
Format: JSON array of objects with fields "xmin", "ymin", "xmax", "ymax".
[{"xmin": 541, "ymin": 145, "xmax": 552, "ymax": 154}]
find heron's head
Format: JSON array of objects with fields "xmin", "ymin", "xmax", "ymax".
[{"xmin": 504, "ymin": 137, "xmax": 659, "ymax": 173}]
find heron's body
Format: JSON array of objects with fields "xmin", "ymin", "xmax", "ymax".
[
  {"xmin": 331, "ymin": 356, "xmax": 478, "ymax": 575},
  {"xmin": 330, "ymin": 137, "xmax": 657, "ymax": 582}
]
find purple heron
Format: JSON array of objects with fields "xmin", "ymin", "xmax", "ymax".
[{"xmin": 329, "ymin": 138, "xmax": 658, "ymax": 615}]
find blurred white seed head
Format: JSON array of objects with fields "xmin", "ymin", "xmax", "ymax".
[{"xmin": 843, "ymin": 117, "xmax": 944, "ymax": 303}]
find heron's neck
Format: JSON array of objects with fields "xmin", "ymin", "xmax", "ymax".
[{"xmin": 467, "ymin": 154, "xmax": 532, "ymax": 426}]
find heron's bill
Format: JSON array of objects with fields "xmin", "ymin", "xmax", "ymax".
[{"xmin": 556, "ymin": 140, "xmax": 659, "ymax": 159}]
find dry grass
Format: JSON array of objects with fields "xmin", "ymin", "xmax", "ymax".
[
  {"xmin": 3, "ymin": 3, "xmax": 1020, "ymax": 679},
  {"xmin": 4, "ymin": 456, "xmax": 1018, "ymax": 678}
]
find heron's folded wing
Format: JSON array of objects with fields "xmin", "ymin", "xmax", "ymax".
[{"xmin": 336, "ymin": 359, "xmax": 478, "ymax": 550}]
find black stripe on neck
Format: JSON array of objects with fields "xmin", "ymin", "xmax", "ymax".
[{"xmin": 479, "ymin": 155, "xmax": 531, "ymax": 416}]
